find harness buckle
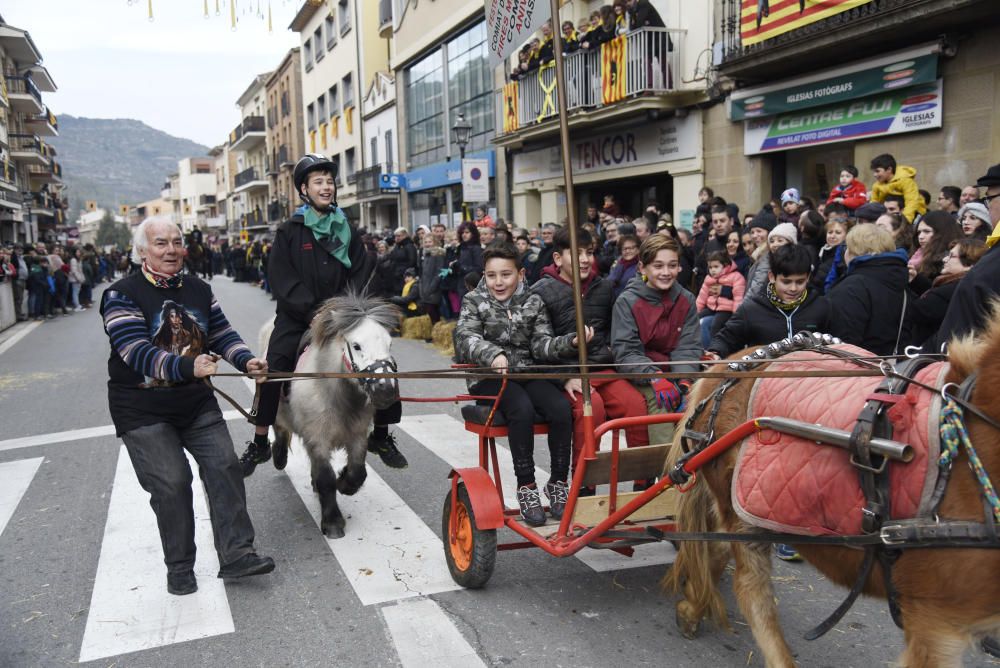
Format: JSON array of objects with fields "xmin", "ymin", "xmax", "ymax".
[{"xmin": 851, "ymin": 453, "xmax": 888, "ymax": 475}]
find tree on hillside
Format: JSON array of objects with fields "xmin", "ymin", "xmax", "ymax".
[{"xmin": 96, "ymin": 210, "xmax": 132, "ymax": 248}]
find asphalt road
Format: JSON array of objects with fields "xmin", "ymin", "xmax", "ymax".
[{"xmin": 0, "ymin": 274, "xmax": 993, "ymax": 667}]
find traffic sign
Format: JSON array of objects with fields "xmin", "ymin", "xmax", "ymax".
[{"xmin": 461, "ymin": 159, "xmax": 489, "ymax": 202}]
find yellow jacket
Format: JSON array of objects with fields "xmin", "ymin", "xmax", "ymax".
[{"xmin": 870, "ymin": 165, "xmax": 927, "ymax": 223}]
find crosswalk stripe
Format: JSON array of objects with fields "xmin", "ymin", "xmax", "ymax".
[
  {"xmin": 0, "ymin": 320, "xmax": 42, "ymax": 357},
  {"xmin": 0, "ymin": 457, "xmax": 43, "ymax": 539},
  {"xmin": 282, "ymin": 437, "xmax": 461, "ymax": 606},
  {"xmin": 397, "ymin": 413, "xmax": 676, "ymax": 571},
  {"xmin": 381, "ymin": 598, "xmax": 485, "ymax": 668},
  {"xmin": 0, "ymin": 411, "xmax": 244, "ymax": 453},
  {"xmin": 79, "ymin": 446, "xmax": 234, "ymax": 662}
]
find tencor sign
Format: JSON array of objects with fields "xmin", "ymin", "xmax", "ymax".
[
  {"xmin": 485, "ymin": 0, "xmax": 551, "ymax": 70},
  {"xmin": 512, "ymin": 116, "xmax": 699, "ymax": 184},
  {"xmin": 744, "ymin": 80, "xmax": 943, "ymax": 155}
]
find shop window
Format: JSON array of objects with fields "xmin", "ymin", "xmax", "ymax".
[{"xmin": 405, "ymin": 48, "xmax": 444, "ymax": 167}]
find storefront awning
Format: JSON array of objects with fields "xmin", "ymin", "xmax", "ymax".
[{"xmin": 729, "ymin": 42, "xmax": 941, "ymax": 121}]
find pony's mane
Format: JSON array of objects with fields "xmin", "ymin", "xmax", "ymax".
[
  {"xmin": 946, "ymin": 297, "xmax": 1000, "ymax": 379},
  {"xmin": 311, "ymin": 290, "xmax": 401, "ymax": 348}
]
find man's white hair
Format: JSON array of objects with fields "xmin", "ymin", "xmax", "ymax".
[{"xmin": 131, "ymin": 216, "xmax": 181, "ymax": 264}]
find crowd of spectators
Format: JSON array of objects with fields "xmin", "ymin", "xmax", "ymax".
[
  {"xmin": 1, "ymin": 242, "xmax": 121, "ymax": 321},
  {"xmin": 509, "ymin": 0, "xmax": 664, "ymax": 82}
]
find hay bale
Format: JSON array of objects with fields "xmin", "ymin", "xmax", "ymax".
[
  {"xmin": 400, "ymin": 314, "xmax": 433, "ymax": 340},
  {"xmin": 431, "ymin": 320, "xmax": 456, "ymax": 356}
]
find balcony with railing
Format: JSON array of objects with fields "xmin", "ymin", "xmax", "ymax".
[
  {"xmin": 4, "ymin": 75, "xmax": 43, "ymax": 114},
  {"xmin": 496, "ymin": 28, "xmax": 687, "ymax": 141},
  {"xmin": 27, "ymin": 160, "xmax": 61, "ymax": 184},
  {"xmin": 717, "ymin": 0, "xmax": 994, "ymax": 80},
  {"xmin": 356, "ymin": 162, "xmax": 396, "ymax": 199},
  {"xmin": 9, "ymin": 133, "xmax": 50, "ymax": 167},
  {"xmin": 26, "ymin": 106, "xmax": 58, "ymax": 137},
  {"xmin": 233, "ymin": 166, "xmax": 268, "ymax": 193},
  {"xmin": 230, "ymin": 115, "xmax": 267, "ymax": 151},
  {"xmin": 378, "ymin": 0, "xmax": 392, "ymax": 38},
  {"xmin": 0, "ymin": 159, "xmax": 18, "ymax": 191},
  {"xmin": 267, "ymin": 199, "xmax": 288, "ymax": 222},
  {"xmin": 239, "ymin": 209, "xmax": 267, "ymax": 230},
  {"xmin": 196, "ymin": 194, "xmax": 217, "ymax": 212}
]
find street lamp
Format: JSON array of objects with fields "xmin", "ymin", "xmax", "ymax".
[
  {"xmin": 451, "ymin": 112, "xmax": 473, "ymax": 221},
  {"xmin": 20, "ymin": 191, "xmax": 33, "ymax": 244}
]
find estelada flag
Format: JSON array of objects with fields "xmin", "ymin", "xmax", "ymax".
[
  {"xmin": 601, "ymin": 35, "xmax": 627, "ymax": 104},
  {"xmin": 740, "ymin": 0, "xmax": 873, "ymax": 46},
  {"xmin": 503, "ymin": 82, "xmax": 519, "ymax": 133}
]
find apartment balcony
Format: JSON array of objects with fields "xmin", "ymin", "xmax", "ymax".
[
  {"xmin": 27, "ymin": 160, "xmax": 61, "ymax": 185},
  {"xmin": 267, "ymin": 199, "xmax": 288, "ymax": 223},
  {"xmin": 495, "ymin": 28, "xmax": 698, "ymax": 146},
  {"xmin": 277, "ymin": 144, "xmax": 292, "ymax": 169},
  {"xmin": 355, "ymin": 163, "xmax": 398, "ymax": 200},
  {"xmin": 0, "ymin": 159, "xmax": 18, "ymax": 192},
  {"xmin": 233, "ymin": 166, "xmax": 268, "ymax": 194},
  {"xmin": 5, "ymin": 76, "xmax": 43, "ymax": 115},
  {"xmin": 717, "ymin": 0, "xmax": 997, "ymax": 82},
  {"xmin": 230, "ymin": 115, "xmax": 266, "ymax": 151},
  {"xmin": 25, "ymin": 106, "xmax": 58, "ymax": 137},
  {"xmin": 378, "ymin": 0, "xmax": 393, "ymax": 38},
  {"xmin": 196, "ymin": 194, "xmax": 217, "ymax": 212},
  {"xmin": 9, "ymin": 133, "xmax": 50, "ymax": 167},
  {"xmin": 239, "ymin": 210, "xmax": 268, "ymax": 231},
  {"xmin": 29, "ymin": 191, "xmax": 57, "ymax": 218}
]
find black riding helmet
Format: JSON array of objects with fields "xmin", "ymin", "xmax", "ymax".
[{"xmin": 293, "ymin": 153, "xmax": 339, "ymax": 212}]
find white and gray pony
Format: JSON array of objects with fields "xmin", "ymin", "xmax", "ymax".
[{"xmin": 260, "ymin": 292, "xmax": 400, "ymax": 538}]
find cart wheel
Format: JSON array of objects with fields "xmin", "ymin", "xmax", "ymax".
[{"xmin": 442, "ymin": 482, "xmax": 497, "ymax": 588}]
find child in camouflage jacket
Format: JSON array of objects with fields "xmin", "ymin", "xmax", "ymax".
[{"xmin": 455, "ymin": 243, "xmax": 589, "ymax": 526}]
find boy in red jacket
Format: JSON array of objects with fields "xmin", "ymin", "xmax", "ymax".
[{"xmin": 826, "ymin": 164, "xmax": 868, "ymax": 212}]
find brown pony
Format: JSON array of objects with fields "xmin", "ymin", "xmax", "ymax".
[{"xmin": 664, "ymin": 322, "xmax": 1000, "ymax": 667}]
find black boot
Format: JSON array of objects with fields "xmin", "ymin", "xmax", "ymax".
[
  {"xmin": 367, "ymin": 430, "xmax": 407, "ymax": 469},
  {"xmin": 239, "ymin": 437, "xmax": 271, "ymax": 477}
]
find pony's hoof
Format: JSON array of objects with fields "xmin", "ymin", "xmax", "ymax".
[
  {"xmin": 675, "ymin": 604, "xmax": 701, "ymax": 640},
  {"xmin": 322, "ymin": 521, "xmax": 346, "ymax": 539},
  {"xmin": 336, "ymin": 467, "xmax": 367, "ymax": 496}
]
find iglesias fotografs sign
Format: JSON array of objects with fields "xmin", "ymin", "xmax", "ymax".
[{"xmin": 743, "ymin": 80, "xmax": 942, "ymax": 155}]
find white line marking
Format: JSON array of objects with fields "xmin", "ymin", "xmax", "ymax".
[
  {"xmin": 0, "ymin": 457, "xmax": 43, "ymax": 538},
  {"xmin": 381, "ymin": 599, "xmax": 486, "ymax": 668},
  {"xmin": 283, "ymin": 437, "xmax": 461, "ymax": 606},
  {"xmin": 0, "ymin": 411, "xmax": 244, "ymax": 453},
  {"xmin": 398, "ymin": 413, "xmax": 675, "ymax": 571},
  {"xmin": 79, "ymin": 446, "xmax": 234, "ymax": 662},
  {"xmin": 0, "ymin": 320, "xmax": 42, "ymax": 357}
]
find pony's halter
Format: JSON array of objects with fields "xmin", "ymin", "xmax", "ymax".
[{"xmin": 342, "ymin": 342, "xmax": 398, "ymax": 395}]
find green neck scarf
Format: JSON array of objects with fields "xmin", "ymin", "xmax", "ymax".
[{"xmin": 304, "ymin": 206, "xmax": 352, "ymax": 268}]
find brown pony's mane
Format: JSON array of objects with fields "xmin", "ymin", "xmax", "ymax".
[{"xmin": 944, "ymin": 298, "xmax": 1000, "ymax": 385}]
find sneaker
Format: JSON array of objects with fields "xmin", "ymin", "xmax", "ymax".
[
  {"xmin": 166, "ymin": 570, "xmax": 197, "ymax": 596},
  {"xmin": 238, "ymin": 439, "xmax": 271, "ymax": 477},
  {"xmin": 775, "ymin": 544, "xmax": 802, "ymax": 562},
  {"xmin": 367, "ymin": 432, "xmax": 408, "ymax": 469},
  {"xmin": 272, "ymin": 440, "xmax": 288, "ymax": 471},
  {"xmin": 543, "ymin": 479, "xmax": 569, "ymax": 520},
  {"xmin": 517, "ymin": 484, "xmax": 546, "ymax": 526},
  {"xmin": 217, "ymin": 552, "xmax": 275, "ymax": 579}
]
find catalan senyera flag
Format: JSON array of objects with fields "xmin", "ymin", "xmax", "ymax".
[
  {"xmin": 601, "ymin": 35, "xmax": 627, "ymax": 105},
  {"xmin": 319, "ymin": 122, "xmax": 327, "ymax": 149},
  {"xmin": 740, "ymin": 0, "xmax": 874, "ymax": 46},
  {"xmin": 502, "ymin": 82, "xmax": 519, "ymax": 133}
]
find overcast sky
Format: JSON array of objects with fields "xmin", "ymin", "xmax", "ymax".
[{"xmin": 3, "ymin": 0, "xmax": 301, "ymax": 147}]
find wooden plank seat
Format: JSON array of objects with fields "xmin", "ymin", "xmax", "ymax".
[{"xmin": 578, "ymin": 443, "xmax": 671, "ymax": 489}]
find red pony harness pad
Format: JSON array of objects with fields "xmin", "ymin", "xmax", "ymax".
[{"xmin": 733, "ymin": 346, "xmax": 948, "ymax": 537}]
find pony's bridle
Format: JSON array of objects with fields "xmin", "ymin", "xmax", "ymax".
[{"xmin": 342, "ymin": 342, "xmax": 398, "ymax": 395}]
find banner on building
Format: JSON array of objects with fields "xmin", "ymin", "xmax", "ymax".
[
  {"xmin": 743, "ymin": 79, "xmax": 942, "ymax": 155},
  {"xmin": 309, "ymin": 130, "xmax": 316, "ymax": 153},
  {"xmin": 502, "ymin": 82, "xmax": 519, "ymax": 133},
  {"xmin": 485, "ymin": 0, "xmax": 552, "ymax": 69},
  {"xmin": 601, "ymin": 36, "xmax": 627, "ymax": 104},
  {"xmin": 331, "ymin": 114, "xmax": 339, "ymax": 139},
  {"xmin": 740, "ymin": 0, "xmax": 874, "ymax": 47},
  {"xmin": 86, "ymin": 200, "xmax": 97, "ymax": 211},
  {"xmin": 462, "ymin": 158, "xmax": 490, "ymax": 202},
  {"xmin": 319, "ymin": 122, "xmax": 327, "ymax": 149},
  {"xmin": 119, "ymin": 205, "xmax": 129, "ymax": 216},
  {"xmin": 345, "ymin": 107, "xmax": 354, "ymax": 134}
]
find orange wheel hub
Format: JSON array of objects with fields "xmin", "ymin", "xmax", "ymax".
[{"xmin": 450, "ymin": 502, "xmax": 473, "ymax": 571}]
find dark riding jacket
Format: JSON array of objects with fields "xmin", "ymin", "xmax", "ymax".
[{"xmin": 268, "ymin": 213, "xmax": 375, "ymax": 325}]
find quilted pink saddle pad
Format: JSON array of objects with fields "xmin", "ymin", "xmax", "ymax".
[{"xmin": 733, "ymin": 346, "xmax": 946, "ymax": 536}]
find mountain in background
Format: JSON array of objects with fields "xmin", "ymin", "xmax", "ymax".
[{"xmin": 48, "ymin": 115, "xmax": 210, "ymax": 217}]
